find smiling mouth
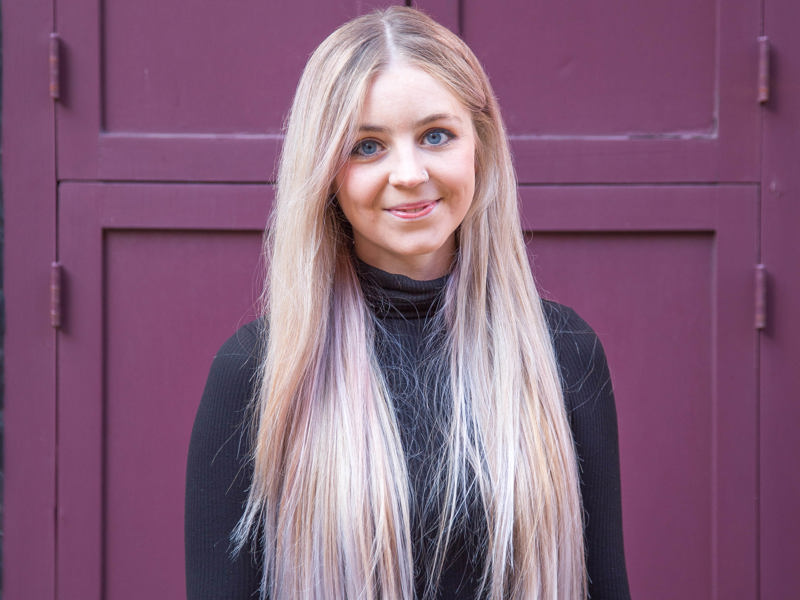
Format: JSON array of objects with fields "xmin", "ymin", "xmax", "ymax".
[{"xmin": 386, "ymin": 200, "xmax": 439, "ymax": 219}]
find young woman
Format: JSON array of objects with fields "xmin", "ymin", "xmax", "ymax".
[{"xmin": 185, "ymin": 7, "xmax": 630, "ymax": 599}]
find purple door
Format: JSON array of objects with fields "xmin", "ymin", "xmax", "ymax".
[{"xmin": 4, "ymin": 0, "xmax": 799, "ymax": 599}]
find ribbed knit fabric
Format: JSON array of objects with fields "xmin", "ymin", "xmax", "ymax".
[{"xmin": 185, "ymin": 263, "xmax": 631, "ymax": 599}]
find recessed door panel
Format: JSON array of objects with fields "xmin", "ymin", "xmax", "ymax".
[
  {"xmin": 103, "ymin": 230, "xmax": 262, "ymax": 598},
  {"xmin": 467, "ymin": 2, "xmax": 716, "ymax": 136},
  {"xmin": 58, "ymin": 184, "xmax": 269, "ymax": 599},
  {"xmin": 521, "ymin": 185, "xmax": 758, "ymax": 599},
  {"xmin": 531, "ymin": 232, "xmax": 714, "ymax": 597}
]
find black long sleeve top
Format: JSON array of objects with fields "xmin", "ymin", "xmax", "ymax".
[{"xmin": 185, "ymin": 264, "xmax": 631, "ymax": 599}]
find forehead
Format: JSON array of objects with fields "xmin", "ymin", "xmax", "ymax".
[{"xmin": 357, "ymin": 62, "xmax": 470, "ymax": 125}]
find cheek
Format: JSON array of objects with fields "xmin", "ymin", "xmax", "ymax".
[
  {"xmin": 333, "ymin": 172, "xmax": 358, "ymax": 217},
  {"xmin": 455, "ymin": 149, "xmax": 477, "ymax": 200},
  {"xmin": 336, "ymin": 167, "xmax": 378, "ymax": 209},
  {"xmin": 335, "ymin": 174, "xmax": 380, "ymax": 233}
]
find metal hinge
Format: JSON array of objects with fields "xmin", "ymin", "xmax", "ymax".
[
  {"xmin": 51, "ymin": 262, "xmax": 63, "ymax": 328},
  {"xmin": 758, "ymin": 36, "xmax": 770, "ymax": 104},
  {"xmin": 755, "ymin": 264, "xmax": 767, "ymax": 330},
  {"xmin": 49, "ymin": 33, "xmax": 60, "ymax": 101}
]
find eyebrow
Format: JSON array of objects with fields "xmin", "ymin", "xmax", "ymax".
[{"xmin": 358, "ymin": 113, "xmax": 463, "ymax": 133}]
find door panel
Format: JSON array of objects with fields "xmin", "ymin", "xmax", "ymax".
[
  {"xmin": 532, "ymin": 231, "xmax": 714, "ymax": 597},
  {"xmin": 472, "ymin": 3, "xmax": 717, "ymax": 136},
  {"xmin": 523, "ymin": 185, "xmax": 758, "ymax": 599},
  {"xmin": 58, "ymin": 184, "xmax": 268, "ymax": 599},
  {"xmin": 419, "ymin": 0, "xmax": 760, "ymax": 183},
  {"xmin": 55, "ymin": 0, "xmax": 402, "ymax": 181},
  {"xmin": 103, "ymin": 230, "xmax": 264, "ymax": 598}
]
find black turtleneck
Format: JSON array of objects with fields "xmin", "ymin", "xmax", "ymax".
[{"xmin": 185, "ymin": 263, "xmax": 631, "ymax": 599}]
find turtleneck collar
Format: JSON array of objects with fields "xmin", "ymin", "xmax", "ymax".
[{"xmin": 355, "ymin": 259, "xmax": 448, "ymax": 320}]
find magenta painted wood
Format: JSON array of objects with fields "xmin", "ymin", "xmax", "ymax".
[
  {"xmin": 412, "ymin": 0, "xmax": 459, "ymax": 33},
  {"xmin": 760, "ymin": 0, "xmax": 800, "ymax": 596},
  {"xmin": 2, "ymin": 0, "xmax": 58, "ymax": 598},
  {"xmin": 521, "ymin": 186, "xmax": 758, "ymax": 599},
  {"xmin": 57, "ymin": 184, "xmax": 270, "ymax": 599},
  {"xmin": 55, "ymin": 0, "xmax": 402, "ymax": 182},
  {"xmin": 418, "ymin": 0, "xmax": 760, "ymax": 184}
]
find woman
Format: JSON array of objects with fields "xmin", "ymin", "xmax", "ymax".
[{"xmin": 186, "ymin": 7, "xmax": 630, "ymax": 599}]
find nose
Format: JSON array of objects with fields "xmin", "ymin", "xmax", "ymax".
[{"xmin": 388, "ymin": 148, "xmax": 429, "ymax": 188}]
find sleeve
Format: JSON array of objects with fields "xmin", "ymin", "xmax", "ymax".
[
  {"xmin": 543, "ymin": 301, "xmax": 632, "ymax": 600},
  {"xmin": 185, "ymin": 321, "xmax": 264, "ymax": 599}
]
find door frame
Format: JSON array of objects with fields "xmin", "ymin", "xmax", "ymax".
[{"xmin": 3, "ymin": 0, "xmax": 59, "ymax": 597}]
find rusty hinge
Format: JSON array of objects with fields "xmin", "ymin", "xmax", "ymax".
[
  {"xmin": 755, "ymin": 264, "xmax": 767, "ymax": 330},
  {"xmin": 758, "ymin": 36, "xmax": 770, "ymax": 104},
  {"xmin": 49, "ymin": 33, "xmax": 60, "ymax": 101},
  {"xmin": 51, "ymin": 262, "xmax": 62, "ymax": 328}
]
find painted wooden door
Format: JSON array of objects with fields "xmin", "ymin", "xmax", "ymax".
[{"xmin": 6, "ymin": 0, "xmax": 798, "ymax": 599}]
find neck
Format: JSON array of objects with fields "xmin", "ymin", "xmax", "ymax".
[{"xmin": 354, "ymin": 251, "xmax": 454, "ymax": 281}]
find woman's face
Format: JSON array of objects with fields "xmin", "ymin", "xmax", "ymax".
[{"xmin": 334, "ymin": 62, "xmax": 476, "ymax": 280}]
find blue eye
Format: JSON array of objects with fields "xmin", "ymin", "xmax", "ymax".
[
  {"xmin": 353, "ymin": 139, "xmax": 382, "ymax": 157},
  {"xmin": 423, "ymin": 129, "xmax": 452, "ymax": 146}
]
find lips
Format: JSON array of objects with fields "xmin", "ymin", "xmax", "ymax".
[{"xmin": 386, "ymin": 200, "xmax": 439, "ymax": 219}]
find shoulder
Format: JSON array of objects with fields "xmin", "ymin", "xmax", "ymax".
[
  {"xmin": 543, "ymin": 303, "xmax": 630, "ymax": 598},
  {"xmin": 185, "ymin": 319, "xmax": 265, "ymax": 598},
  {"xmin": 541, "ymin": 300, "xmax": 613, "ymax": 415},
  {"xmin": 190, "ymin": 319, "xmax": 264, "ymax": 456},
  {"xmin": 542, "ymin": 300, "xmax": 607, "ymax": 369},
  {"xmin": 214, "ymin": 318, "xmax": 263, "ymax": 368},
  {"xmin": 542, "ymin": 299, "xmax": 598, "ymax": 345},
  {"xmin": 204, "ymin": 319, "xmax": 264, "ymax": 401},
  {"xmin": 187, "ymin": 318, "xmax": 264, "ymax": 500}
]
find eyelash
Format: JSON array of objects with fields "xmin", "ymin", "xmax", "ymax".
[
  {"xmin": 422, "ymin": 128, "xmax": 454, "ymax": 146},
  {"xmin": 350, "ymin": 128, "xmax": 456, "ymax": 157},
  {"xmin": 351, "ymin": 139, "xmax": 383, "ymax": 157}
]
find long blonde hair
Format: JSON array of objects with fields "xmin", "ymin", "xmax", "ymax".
[{"xmin": 235, "ymin": 7, "xmax": 585, "ymax": 599}]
